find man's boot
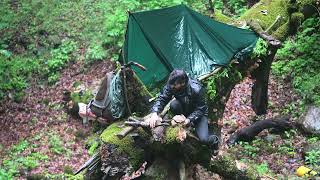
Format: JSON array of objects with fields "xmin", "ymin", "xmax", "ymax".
[{"xmin": 208, "ymin": 135, "xmax": 220, "ymax": 151}]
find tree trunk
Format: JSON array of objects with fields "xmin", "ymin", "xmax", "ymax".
[{"xmin": 251, "ymin": 46, "xmax": 278, "ymax": 115}]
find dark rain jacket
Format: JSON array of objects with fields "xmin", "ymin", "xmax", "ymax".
[{"xmin": 151, "ymin": 78, "xmax": 208, "ymax": 123}]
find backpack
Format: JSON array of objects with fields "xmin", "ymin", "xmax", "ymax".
[{"xmin": 89, "ymin": 71, "xmax": 127, "ymax": 121}]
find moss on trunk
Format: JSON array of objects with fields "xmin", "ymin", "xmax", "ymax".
[{"xmin": 100, "ymin": 122, "xmax": 146, "ymax": 169}]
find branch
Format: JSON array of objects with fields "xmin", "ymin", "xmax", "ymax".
[
  {"xmin": 266, "ymin": 15, "xmax": 282, "ymax": 34},
  {"xmin": 247, "ymin": 20, "xmax": 282, "ymax": 48}
]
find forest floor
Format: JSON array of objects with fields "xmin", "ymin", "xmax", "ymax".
[
  {"xmin": 221, "ymin": 76, "xmax": 307, "ymax": 178},
  {"xmin": 0, "ymin": 59, "xmax": 311, "ymax": 178}
]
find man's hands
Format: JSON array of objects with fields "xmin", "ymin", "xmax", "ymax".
[
  {"xmin": 172, "ymin": 115, "xmax": 191, "ymax": 127},
  {"xmin": 184, "ymin": 118, "xmax": 190, "ymax": 126},
  {"xmin": 146, "ymin": 113, "xmax": 191, "ymax": 128},
  {"xmin": 146, "ymin": 112, "xmax": 162, "ymax": 128}
]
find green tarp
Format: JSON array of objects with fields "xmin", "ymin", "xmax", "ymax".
[{"xmin": 123, "ymin": 5, "xmax": 258, "ymax": 87}]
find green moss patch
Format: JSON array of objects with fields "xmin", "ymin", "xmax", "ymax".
[
  {"xmin": 240, "ymin": 0, "xmax": 289, "ymax": 30},
  {"xmin": 164, "ymin": 127, "xmax": 180, "ymax": 144},
  {"xmin": 100, "ymin": 122, "xmax": 144, "ymax": 169}
]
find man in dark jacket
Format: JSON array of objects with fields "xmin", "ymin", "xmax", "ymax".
[{"xmin": 148, "ymin": 69, "xmax": 219, "ymax": 146}]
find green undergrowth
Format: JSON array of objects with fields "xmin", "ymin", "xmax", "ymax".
[
  {"xmin": 0, "ymin": 129, "xmax": 81, "ymax": 179},
  {"xmin": 227, "ymin": 129, "xmax": 320, "ymax": 178},
  {"xmin": 48, "ymin": 132, "xmax": 65, "ymax": 155},
  {"xmin": 272, "ymin": 17, "xmax": 320, "ymax": 106},
  {"xmin": 205, "ymin": 65, "xmax": 243, "ymax": 101},
  {"xmin": 0, "ymin": 0, "xmax": 220, "ymax": 101},
  {"xmin": 305, "ymin": 136, "xmax": 320, "ymax": 170},
  {"xmin": 0, "ymin": 140, "xmax": 48, "ymax": 179},
  {"xmin": 71, "ymin": 89, "xmax": 94, "ymax": 105},
  {"xmin": 0, "ymin": 55, "xmax": 40, "ymax": 101}
]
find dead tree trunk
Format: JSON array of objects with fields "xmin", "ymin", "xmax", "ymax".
[
  {"xmin": 251, "ymin": 47, "xmax": 278, "ymax": 115},
  {"xmin": 246, "ymin": 20, "xmax": 282, "ymax": 115}
]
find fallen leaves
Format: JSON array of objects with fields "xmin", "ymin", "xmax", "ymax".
[{"xmin": 0, "ymin": 60, "xmax": 114, "ymax": 176}]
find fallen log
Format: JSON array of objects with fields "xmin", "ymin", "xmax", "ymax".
[{"xmin": 227, "ymin": 116, "xmax": 292, "ymax": 145}]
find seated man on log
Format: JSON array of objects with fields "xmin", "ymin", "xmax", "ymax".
[{"xmin": 147, "ymin": 69, "xmax": 219, "ymax": 148}]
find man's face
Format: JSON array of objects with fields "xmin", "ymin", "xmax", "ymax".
[{"xmin": 170, "ymin": 80, "xmax": 186, "ymax": 94}]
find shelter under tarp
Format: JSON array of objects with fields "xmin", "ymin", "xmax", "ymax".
[{"xmin": 123, "ymin": 4, "xmax": 258, "ymax": 87}]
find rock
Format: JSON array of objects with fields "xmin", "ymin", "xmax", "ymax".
[
  {"xmin": 299, "ymin": 106, "xmax": 320, "ymax": 135},
  {"xmin": 304, "ymin": 141, "xmax": 320, "ymax": 154}
]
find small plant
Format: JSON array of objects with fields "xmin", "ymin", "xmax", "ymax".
[
  {"xmin": 206, "ymin": 67, "xmax": 231, "ymax": 100},
  {"xmin": 238, "ymin": 141, "xmax": 260, "ymax": 157},
  {"xmin": 256, "ymin": 162, "xmax": 269, "ymax": 175},
  {"xmin": 283, "ymin": 129, "xmax": 298, "ymax": 139},
  {"xmin": 206, "ymin": 76, "xmax": 217, "ymax": 100},
  {"xmin": 48, "ymin": 132, "xmax": 65, "ymax": 155},
  {"xmin": 88, "ymin": 141, "xmax": 100, "ymax": 156},
  {"xmin": 1, "ymin": 140, "xmax": 48, "ymax": 178},
  {"xmin": 305, "ymin": 150, "xmax": 320, "ymax": 166},
  {"xmin": 252, "ymin": 38, "xmax": 268, "ymax": 58},
  {"xmin": 278, "ymin": 146, "xmax": 296, "ymax": 157},
  {"xmin": 85, "ymin": 43, "xmax": 107, "ymax": 63},
  {"xmin": 307, "ymin": 136, "xmax": 320, "ymax": 144},
  {"xmin": 278, "ymin": 138, "xmax": 296, "ymax": 157}
]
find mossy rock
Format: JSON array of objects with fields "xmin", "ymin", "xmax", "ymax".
[{"xmin": 100, "ymin": 122, "xmax": 145, "ymax": 169}]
